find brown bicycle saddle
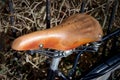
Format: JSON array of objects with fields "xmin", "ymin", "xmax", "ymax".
[{"xmin": 12, "ymin": 13, "xmax": 103, "ymax": 51}]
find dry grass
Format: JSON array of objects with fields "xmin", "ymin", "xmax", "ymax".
[{"xmin": 0, "ymin": 0, "xmax": 120, "ymax": 80}]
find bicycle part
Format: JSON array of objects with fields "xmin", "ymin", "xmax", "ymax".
[
  {"xmin": 36, "ymin": 28, "xmax": 120, "ymax": 54},
  {"xmin": 67, "ymin": 42, "xmax": 101, "ymax": 79},
  {"xmin": 27, "ymin": 49, "xmax": 73, "ymax": 58},
  {"xmin": 102, "ymin": 0, "xmax": 119, "ymax": 59},
  {"xmin": 101, "ymin": 28, "xmax": 120, "ymax": 42},
  {"xmin": 47, "ymin": 50, "xmax": 73, "ymax": 80},
  {"xmin": 80, "ymin": 0, "xmax": 86, "ymax": 13},
  {"xmin": 108, "ymin": 68, "xmax": 120, "ymax": 80},
  {"xmin": 68, "ymin": 47, "xmax": 88, "ymax": 78},
  {"xmin": 47, "ymin": 68, "xmax": 56, "ymax": 80},
  {"xmin": 50, "ymin": 58, "xmax": 61, "ymax": 71},
  {"xmin": 9, "ymin": 0, "xmax": 14, "ymax": 26},
  {"xmin": 107, "ymin": 0, "xmax": 118, "ymax": 34},
  {"xmin": 91, "ymin": 42, "xmax": 102, "ymax": 51},
  {"xmin": 12, "ymin": 13, "xmax": 103, "ymax": 51},
  {"xmin": 27, "ymin": 44, "xmax": 99, "ymax": 58},
  {"xmin": 47, "ymin": 57, "xmax": 61, "ymax": 80},
  {"xmin": 46, "ymin": 0, "xmax": 51, "ymax": 29},
  {"xmin": 47, "ymin": 66, "xmax": 69, "ymax": 80},
  {"xmin": 8, "ymin": 0, "xmax": 16, "ymax": 37},
  {"xmin": 81, "ymin": 53, "xmax": 120, "ymax": 80}
]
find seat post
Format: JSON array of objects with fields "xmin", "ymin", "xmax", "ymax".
[
  {"xmin": 47, "ymin": 50, "xmax": 73, "ymax": 80},
  {"xmin": 50, "ymin": 57, "xmax": 61, "ymax": 71},
  {"xmin": 47, "ymin": 55, "xmax": 61, "ymax": 80}
]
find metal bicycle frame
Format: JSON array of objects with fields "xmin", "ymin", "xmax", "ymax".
[
  {"xmin": 81, "ymin": 53, "xmax": 120, "ymax": 80},
  {"xmin": 45, "ymin": 29, "xmax": 120, "ymax": 80},
  {"xmin": 7, "ymin": 0, "xmax": 119, "ymax": 79},
  {"xmin": 46, "ymin": 50, "xmax": 73, "ymax": 80},
  {"xmin": 27, "ymin": 0, "xmax": 119, "ymax": 80},
  {"xmin": 45, "ymin": 0, "xmax": 120, "ymax": 80},
  {"xmin": 46, "ymin": 52, "xmax": 120, "ymax": 80}
]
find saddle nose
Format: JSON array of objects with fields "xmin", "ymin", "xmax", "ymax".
[{"xmin": 12, "ymin": 13, "xmax": 103, "ymax": 51}]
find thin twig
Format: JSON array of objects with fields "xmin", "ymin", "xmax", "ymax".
[
  {"xmin": 26, "ymin": 54, "xmax": 39, "ymax": 69},
  {"xmin": 57, "ymin": 0, "xmax": 65, "ymax": 19}
]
